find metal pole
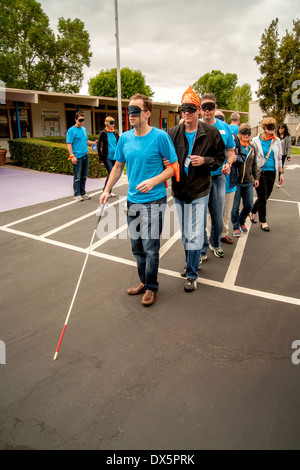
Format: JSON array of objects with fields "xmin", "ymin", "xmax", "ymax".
[{"xmin": 114, "ymin": 0, "xmax": 122, "ymax": 135}]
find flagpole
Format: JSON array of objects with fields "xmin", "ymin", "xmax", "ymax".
[{"xmin": 114, "ymin": 0, "xmax": 122, "ymax": 135}]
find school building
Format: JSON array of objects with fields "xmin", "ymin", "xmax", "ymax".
[{"xmin": 0, "ymin": 87, "xmax": 182, "ymax": 142}]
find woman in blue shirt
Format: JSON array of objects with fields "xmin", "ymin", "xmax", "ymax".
[{"xmin": 249, "ymin": 117, "xmax": 283, "ymax": 232}]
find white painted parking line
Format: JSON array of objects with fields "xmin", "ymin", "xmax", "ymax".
[
  {"xmin": 223, "ymin": 218, "xmax": 251, "ymax": 286},
  {"xmin": 41, "ymin": 196, "xmax": 127, "ymax": 238},
  {"xmin": 1, "ymin": 194, "xmax": 300, "ymax": 307}
]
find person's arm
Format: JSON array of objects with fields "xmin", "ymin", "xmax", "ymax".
[
  {"xmin": 136, "ymin": 166, "xmax": 175, "ymax": 193},
  {"xmin": 99, "ymin": 161, "xmax": 125, "ymax": 204},
  {"xmin": 67, "ymin": 143, "xmax": 77, "ymax": 164},
  {"xmin": 222, "ymin": 147, "xmax": 236, "ymax": 175},
  {"xmin": 287, "ymin": 136, "xmax": 292, "ymax": 161},
  {"xmin": 87, "ymin": 139, "xmax": 98, "ymax": 146}
]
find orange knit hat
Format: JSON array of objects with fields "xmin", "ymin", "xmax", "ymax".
[{"xmin": 181, "ymin": 85, "xmax": 200, "ymax": 107}]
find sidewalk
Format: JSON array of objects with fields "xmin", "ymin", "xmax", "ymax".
[{"xmin": 0, "ymin": 165, "xmax": 105, "ymax": 213}]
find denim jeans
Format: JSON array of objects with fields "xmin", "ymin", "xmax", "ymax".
[
  {"xmin": 73, "ymin": 154, "xmax": 89, "ymax": 196},
  {"xmin": 174, "ymin": 195, "xmax": 209, "ymax": 279},
  {"xmin": 127, "ymin": 196, "xmax": 166, "ymax": 293},
  {"xmin": 231, "ymin": 182, "xmax": 253, "ymax": 229},
  {"xmin": 103, "ymin": 158, "xmax": 115, "ymax": 191},
  {"xmin": 201, "ymin": 174, "xmax": 225, "ymax": 254}
]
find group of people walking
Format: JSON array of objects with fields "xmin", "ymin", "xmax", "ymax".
[{"xmin": 66, "ymin": 86, "xmax": 290, "ymax": 306}]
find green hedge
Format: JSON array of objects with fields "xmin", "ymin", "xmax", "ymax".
[{"xmin": 8, "ymin": 137, "xmax": 107, "ymax": 178}]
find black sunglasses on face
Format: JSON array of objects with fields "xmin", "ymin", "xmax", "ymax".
[
  {"xmin": 201, "ymin": 102, "xmax": 216, "ymax": 111},
  {"xmin": 78, "ymin": 118, "xmax": 85, "ymax": 122},
  {"xmin": 108, "ymin": 121, "xmax": 115, "ymax": 125},
  {"xmin": 266, "ymin": 124, "xmax": 275, "ymax": 130}
]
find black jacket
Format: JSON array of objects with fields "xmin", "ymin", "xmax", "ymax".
[
  {"xmin": 230, "ymin": 135, "xmax": 258, "ymax": 187},
  {"xmin": 97, "ymin": 129, "xmax": 119, "ymax": 163},
  {"xmin": 168, "ymin": 121, "xmax": 226, "ymax": 202}
]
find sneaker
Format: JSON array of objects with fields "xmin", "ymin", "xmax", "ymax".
[
  {"xmin": 200, "ymin": 254, "xmax": 208, "ymax": 262},
  {"xmin": 184, "ymin": 278, "xmax": 197, "ymax": 292},
  {"xmin": 180, "ymin": 265, "xmax": 201, "ymax": 278},
  {"xmin": 240, "ymin": 224, "xmax": 248, "ymax": 234},
  {"xmin": 233, "ymin": 228, "xmax": 241, "ymax": 237},
  {"xmin": 81, "ymin": 193, "xmax": 91, "ymax": 200},
  {"xmin": 213, "ymin": 247, "xmax": 224, "ymax": 258},
  {"xmin": 73, "ymin": 195, "xmax": 83, "ymax": 201}
]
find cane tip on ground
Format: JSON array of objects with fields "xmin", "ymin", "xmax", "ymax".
[{"xmin": 53, "ymin": 352, "xmax": 58, "ymax": 361}]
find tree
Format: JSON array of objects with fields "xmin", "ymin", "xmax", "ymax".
[
  {"xmin": 88, "ymin": 67, "xmax": 154, "ymax": 99},
  {"xmin": 255, "ymin": 18, "xmax": 300, "ymax": 123},
  {"xmin": 229, "ymin": 83, "xmax": 252, "ymax": 112},
  {"xmin": 0, "ymin": 0, "xmax": 92, "ymax": 93},
  {"xmin": 193, "ymin": 70, "xmax": 238, "ymax": 109}
]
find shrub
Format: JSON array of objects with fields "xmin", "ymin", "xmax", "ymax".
[{"xmin": 8, "ymin": 138, "xmax": 107, "ymax": 178}]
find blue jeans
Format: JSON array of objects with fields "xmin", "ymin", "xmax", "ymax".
[
  {"xmin": 174, "ymin": 195, "xmax": 209, "ymax": 279},
  {"xmin": 73, "ymin": 154, "xmax": 89, "ymax": 196},
  {"xmin": 231, "ymin": 182, "xmax": 253, "ymax": 229},
  {"xmin": 103, "ymin": 158, "xmax": 115, "ymax": 191},
  {"xmin": 201, "ymin": 174, "xmax": 225, "ymax": 254},
  {"xmin": 127, "ymin": 196, "xmax": 166, "ymax": 293}
]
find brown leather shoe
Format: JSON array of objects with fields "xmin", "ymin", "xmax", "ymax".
[
  {"xmin": 126, "ymin": 283, "xmax": 145, "ymax": 295},
  {"xmin": 141, "ymin": 290, "xmax": 156, "ymax": 306},
  {"xmin": 221, "ymin": 235, "xmax": 233, "ymax": 244}
]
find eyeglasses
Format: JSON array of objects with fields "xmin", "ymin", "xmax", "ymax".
[
  {"xmin": 108, "ymin": 121, "xmax": 115, "ymax": 125},
  {"xmin": 78, "ymin": 118, "xmax": 85, "ymax": 122},
  {"xmin": 240, "ymin": 129, "xmax": 251, "ymax": 136},
  {"xmin": 127, "ymin": 105, "xmax": 147, "ymax": 116},
  {"xmin": 266, "ymin": 124, "xmax": 275, "ymax": 130},
  {"xmin": 181, "ymin": 104, "xmax": 198, "ymax": 114},
  {"xmin": 201, "ymin": 102, "xmax": 216, "ymax": 111}
]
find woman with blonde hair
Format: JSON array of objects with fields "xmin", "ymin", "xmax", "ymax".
[
  {"xmin": 97, "ymin": 116, "xmax": 119, "ymax": 197},
  {"xmin": 249, "ymin": 117, "xmax": 283, "ymax": 231},
  {"xmin": 231, "ymin": 123, "xmax": 259, "ymax": 237}
]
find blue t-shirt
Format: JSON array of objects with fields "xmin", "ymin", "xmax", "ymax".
[
  {"xmin": 184, "ymin": 130, "xmax": 197, "ymax": 175},
  {"xmin": 114, "ymin": 127, "xmax": 178, "ymax": 203},
  {"xmin": 260, "ymin": 137, "xmax": 275, "ymax": 172},
  {"xmin": 211, "ymin": 119, "xmax": 235, "ymax": 178},
  {"xmin": 107, "ymin": 132, "xmax": 117, "ymax": 160},
  {"xmin": 229, "ymin": 124, "xmax": 239, "ymax": 135},
  {"xmin": 66, "ymin": 126, "xmax": 88, "ymax": 158}
]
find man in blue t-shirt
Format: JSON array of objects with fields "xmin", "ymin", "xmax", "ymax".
[
  {"xmin": 229, "ymin": 112, "xmax": 240, "ymax": 136},
  {"xmin": 200, "ymin": 94, "xmax": 235, "ymax": 258},
  {"xmin": 66, "ymin": 112, "xmax": 98, "ymax": 201},
  {"xmin": 100, "ymin": 94, "xmax": 178, "ymax": 306}
]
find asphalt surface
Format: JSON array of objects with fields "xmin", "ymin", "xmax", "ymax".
[{"xmin": 0, "ymin": 161, "xmax": 300, "ymax": 450}]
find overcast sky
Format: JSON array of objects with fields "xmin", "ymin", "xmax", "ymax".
[{"xmin": 39, "ymin": 0, "xmax": 298, "ymax": 104}]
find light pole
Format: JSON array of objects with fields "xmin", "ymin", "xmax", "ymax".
[{"xmin": 114, "ymin": 0, "xmax": 122, "ymax": 135}]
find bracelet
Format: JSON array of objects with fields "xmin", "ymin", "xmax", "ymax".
[{"xmin": 68, "ymin": 155, "xmax": 75, "ymax": 160}]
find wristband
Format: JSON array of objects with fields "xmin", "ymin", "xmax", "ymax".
[{"xmin": 68, "ymin": 155, "xmax": 75, "ymax": 160}]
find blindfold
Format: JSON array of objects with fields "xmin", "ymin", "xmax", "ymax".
[
  {"xmin": 240, "ymin": 129, "xmax": 251, "ymax": 136},
  {"xmin": 128, "ymin": 105, "xmax": 142, "ymax": 116},
  {"xmin": 201, "ymin": 102, "xmax": 216, "ymax": 111},
  {"xmin": 181, "ymin": 104, "xmax": 198, "ymax": 114}
]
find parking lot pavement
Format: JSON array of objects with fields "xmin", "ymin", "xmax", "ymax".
[{"xmin": 0, "ymin": 163, "xmax": 300, "ymax": 450}]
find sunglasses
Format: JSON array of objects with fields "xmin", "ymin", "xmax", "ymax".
[
  {"xmin": 78, "ymin": 118, "xmax": 85, "ymax": 122},
  {"xmin": 266, "ymin": 124, "xmax": 275, "ymax": 130},
  {"xmin": 181, "ymin": 104, "xmax": 198, "ymax": 114},
  {"xmin": 107, "ymin": 121, "xmax": 115, "ymax": 125},
  {"xmin": 201, "ymin": 102, "xmax": 216, "ymax": 111},
  {"xmin": 240, "ymin": 129, "xmax": 251, "ymax": 136},
  {"xmin": 128, "ymin": 105, "xmax": 147, "ymax": 116}
]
